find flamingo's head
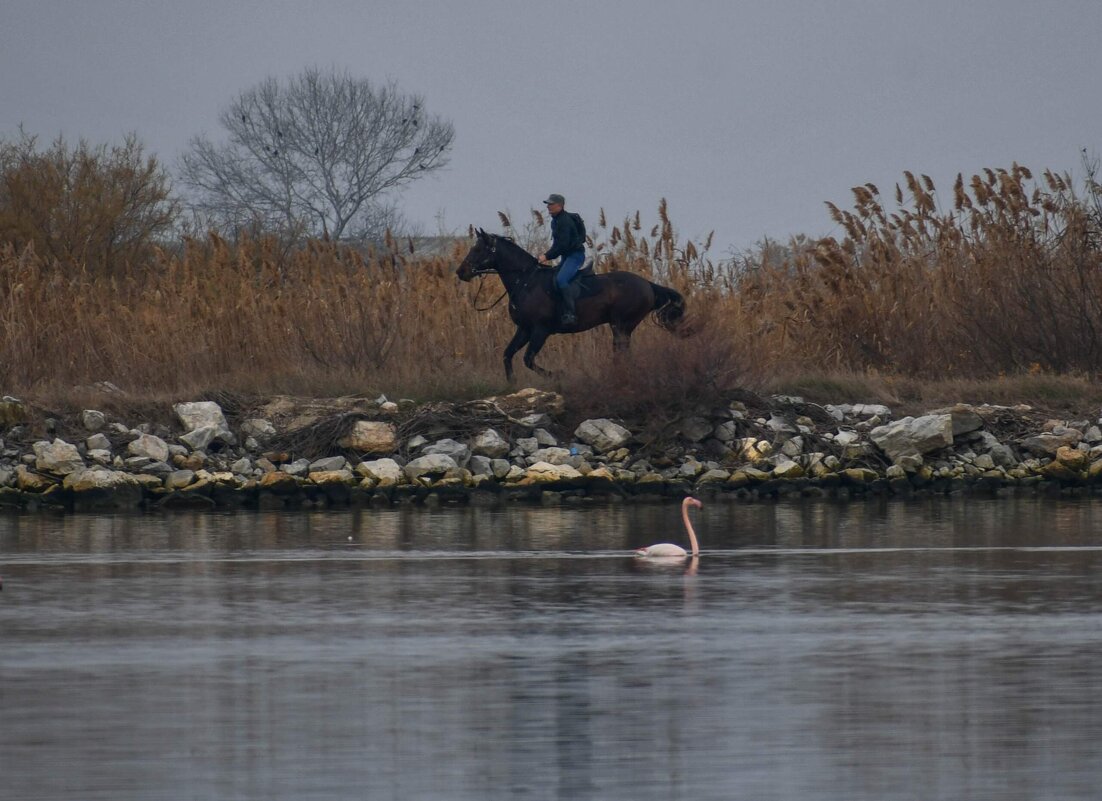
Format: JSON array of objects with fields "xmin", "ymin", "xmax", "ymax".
[{"xmin": 684, "ymin": 496, "xmax": 703, "ymax": 509}]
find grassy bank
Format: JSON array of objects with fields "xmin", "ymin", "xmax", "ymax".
[{"xmin": 2, "ymin": 165, "xmax": 1101, "ymax": 421}]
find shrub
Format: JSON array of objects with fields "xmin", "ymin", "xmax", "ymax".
[{"xmin": 0, "ymin": 131, "xmax": 178, "ymax": 274}]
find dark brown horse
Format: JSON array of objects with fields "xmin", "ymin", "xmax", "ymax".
[{"xmin": 456, "ymin": 229, "xmax": 686, "ymax": 380}]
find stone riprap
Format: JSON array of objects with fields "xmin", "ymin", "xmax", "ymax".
[{"xmin": 2, "ymin": 390, "xmax": 1102, "ymax": 512}]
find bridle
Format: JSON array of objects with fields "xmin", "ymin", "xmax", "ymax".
[{"xmin": 466, "ymin": 234, "xmax": 543, "ymax": 311}]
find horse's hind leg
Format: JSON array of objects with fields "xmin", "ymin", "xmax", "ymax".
[
  {"xmin": 610, "ymin": 320, "xmax": 640, "ymax": 354},
  {"xmin": 503, "ymin": 326, "xmax": 531, "ymax": 382},
  {"xmin": 523, "ymin": 327, "xmax": 554, "ymax": 377}
]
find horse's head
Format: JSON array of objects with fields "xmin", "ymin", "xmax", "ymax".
[{"xmin": 455, "ymin": 229, "xmax": 499, "ymax": 282}]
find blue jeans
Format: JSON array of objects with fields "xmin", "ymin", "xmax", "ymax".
[{"xmin": 555, "ymin": 251, "xmax": 585, "ymax": 290}]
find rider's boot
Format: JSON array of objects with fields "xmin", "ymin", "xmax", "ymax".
[{"xmin": 559, "ymin": 281, "xmax": 578, "ymax": 326}]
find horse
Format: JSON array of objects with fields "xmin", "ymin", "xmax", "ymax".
[{"xmin": 456, "ymin": 229, "xmax": 687, "ymax": 381}]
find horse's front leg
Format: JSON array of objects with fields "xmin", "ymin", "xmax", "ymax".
[
  {"xmin": 503, "ymin": 326, "xmax": 531, "ymax": 382},
  {"xmin": 523, "ymin": 327, "xmax": 554, "ymax": 377}
]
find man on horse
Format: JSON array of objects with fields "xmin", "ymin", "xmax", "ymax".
[{"xmin": 537, "ymin": 193, "xmax": 586, "ymax": 326}]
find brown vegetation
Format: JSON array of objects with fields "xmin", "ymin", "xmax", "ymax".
[
  {"xmin": 0, "ymin": 132, "xmax": 177, "ymax": 275},
  {"xmin": 734, "ymin": 164, "xmax": 1102, "ymax": 378},
  {"xmin": 2, "ymin": 141, "xmax": 1102, "ymax": 421}
]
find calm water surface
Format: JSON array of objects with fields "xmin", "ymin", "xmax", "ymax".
[{"xmin": 3, "ymin": 497, "xmax": 1102, "ymax": 800}]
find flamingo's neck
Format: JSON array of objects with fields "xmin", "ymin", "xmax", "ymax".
[{"xmin": 682, "ymin": 501, "xmax": 699, "ymax": 555}]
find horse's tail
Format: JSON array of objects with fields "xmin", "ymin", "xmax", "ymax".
[{"xmin": 650, "ymin": 282, "xmax": 689, "ymax": 335}]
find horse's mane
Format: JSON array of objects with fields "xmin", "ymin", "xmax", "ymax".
[{"xmin": 492, "ymin": 234, "xmax": 538, "ymax": 264}]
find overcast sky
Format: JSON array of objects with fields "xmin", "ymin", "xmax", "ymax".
[{"xmin": 2, "ymin": 1, "xmax": 1100, "ymax": 254}]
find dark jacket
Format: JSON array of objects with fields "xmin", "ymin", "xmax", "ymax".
[{"xmin": 544, "ymin": 211, "xmax": 585, "ymax": 261}]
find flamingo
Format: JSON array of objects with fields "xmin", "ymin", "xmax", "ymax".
[{"xmin": 634, "ymin": 496, "xmax": 703, "ymax": 557}]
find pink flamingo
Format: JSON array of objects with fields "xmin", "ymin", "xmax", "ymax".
[{"xmin": 634, "ymin": 496, "xmax": 703, "ymax": 557}]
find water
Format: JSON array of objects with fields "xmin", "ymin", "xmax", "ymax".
[{"xmin": 3, "ymin": 497, "xmax": 1102, "ymax": 800}]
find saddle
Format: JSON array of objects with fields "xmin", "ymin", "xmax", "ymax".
[{"xmin": 555, "ymin": 257, "xmax": 601, "ymax": 299}]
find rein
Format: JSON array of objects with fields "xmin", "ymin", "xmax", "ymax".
[
  {"xmin": 472, "ymin": 277, "xmax": 508, "ymax": 311},
  {"xmin": 467, "ymin": 238, "xmax": 544, "ymax": 312}
]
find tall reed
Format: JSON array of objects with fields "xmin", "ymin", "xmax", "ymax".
[{"xmin": 2, "ymin": 169, "xmax": 1100, "ymax": 414}]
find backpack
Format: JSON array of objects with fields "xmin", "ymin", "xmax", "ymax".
[{"xmin": 569, "ymin": 211, "xmax": 587, "ymax": 244}]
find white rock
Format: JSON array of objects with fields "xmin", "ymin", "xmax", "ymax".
[
  {"xmin": 165, "ymin": 469, "xmax": 196, "ymax": 489},
  {"xmin": 403, "ymin": 453, "xmax": 459, "ymax": 480},
  {"xmin": 127, "ymin": 434, "xmax": 170, "ymax": 464},
  {"xmin": 180, "ymin": 425, "xmax": 236, "ymax": 452},
  {"xmin": 171, "ymin": 402, "xmax": 237, "ymax": 451},
  {"xmin": 678, "ymin": 460, "xmax": 704, "ymax": 478},
  {"xmin": 471, "ymin": 429, "xmax": 511, "ymax": 458},
  {"xmin": 356, "ymin": 458, "xmax": 404, "ymax": 485},
  {"xmin": 422, "ymin": 438, "xmax": 470, "ymax": 465},
  {"xmin": 854, "ymin": 404, "xmax": 892, "ymax": 419},
  {"xmin": 973, "ymin": 453, "xmax": 996, "ymax": 471},
  {"xmin": 338, "ymin": 420, "xmax": 397, "ymax": 453},
  {"xmin": 468, "ymin": 454, "xmax": 494, "ymax": 477},
  {"xmin": 522, "ymin": 461, "xmax": 583, "ymax": 482},
  {"xmin": 309, "ymin": 456, "xmax": 348, "ymax": 472},
  {"xmin": 33, "ymin": 439, "xmax": 85, "ymax": 475},
  {"xmin": 713, "ymin": 420, "xmax": 738, "ymax": 442},
  {"xmin": 88, "ymin": 449, "xmax": 113, "ymax": 465},
  {"xmin": 697, "ymin": 468, "xmax": 731, "ymax": 483},
  {"xmin": 574, "ymin": 418, "xmax": 631, "ymax": 453},
  {"xmin": 766, "ymin": 416, "xmax": 797, "ymax": 435},
  {"xmin": 869, "ymin": 414, "xmax": 953, "ymax": 463},
  {"xmin": 771, "ymin": 457, "xmax": 804, "ymax": 478},
  {"xmin": 281, "ymin": 458, "xmax": 311, "ymax": 477},
  {"xmin": 174, "ymin": 401, "xmax": 228, "ymax": 432},
  {"xmin": 834, "ymin": 430, "xmax": 859, "ymax": 447},
  {"xmin": 241, "ymin": 418, "xmax": 277, "ymax": 441},
  {"xmin": 1019, "ymin": 430, "xmax": 1081, "ymax": 457},
  {"xmin": 989, "ymin": 443, "xmax": 1018, "ymax": 469},
  {"xmin": 62, "ymin": 468, "xmax": 141, "ymax": 491},
  {"xmin": 81, "ymin": 409, "xmax": 107, "ymax": 432},
  {"xmin": 781, "ymin": 436, "xmax": 804, "ymax": 457},
  {"xmin": 530, "ymin": 447, "xmax": 573, "ymax": 465}
]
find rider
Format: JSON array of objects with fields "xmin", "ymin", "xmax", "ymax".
[{"xmin": 537, "ymin": 193, "xmax": 585, "ymax": 326}]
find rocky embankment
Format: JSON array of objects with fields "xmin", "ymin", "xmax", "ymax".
[{"xmin": 0, "ymin": 388, "xmax": 1099, "ymax": 512}]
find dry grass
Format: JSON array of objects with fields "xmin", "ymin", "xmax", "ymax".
[
  {"xmin": 733, "ymin": 164, "xmax": 1102, "ymax": 377},
  {"xmin": 2, "ymin": 167, "xmax": 1102, "ymax": 421}
]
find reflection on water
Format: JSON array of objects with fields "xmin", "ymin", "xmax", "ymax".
[{"xmin": 3, "ymin": 497, "xmax": 1102, "ymax": 800}]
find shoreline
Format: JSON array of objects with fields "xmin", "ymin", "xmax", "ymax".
[{"xmin": 2, "ymin": 388, "xmax": 1101, "ymax": 514}]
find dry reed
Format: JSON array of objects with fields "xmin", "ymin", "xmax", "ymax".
[{"xmin": 2, "ymin": 167, "xmax": 1102, "ymax": 418}]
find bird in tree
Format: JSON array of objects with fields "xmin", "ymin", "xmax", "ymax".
[{"xmin": 180, "ymin": 67, "xmax": 455, "ymax": 241}]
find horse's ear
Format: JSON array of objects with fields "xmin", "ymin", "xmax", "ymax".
[{"xmin": 477, "ymin": 228, "xmax": 490, "ymax": 243}]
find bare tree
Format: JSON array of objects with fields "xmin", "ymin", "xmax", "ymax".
[{"xmin": 180, "ymin": 67, "xmax": 454, "ymax": 241}]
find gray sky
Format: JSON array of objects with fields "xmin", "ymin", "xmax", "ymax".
[{"xmin": 2, "ymin": 1, "xmax": 1100, "ymax": 254}]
